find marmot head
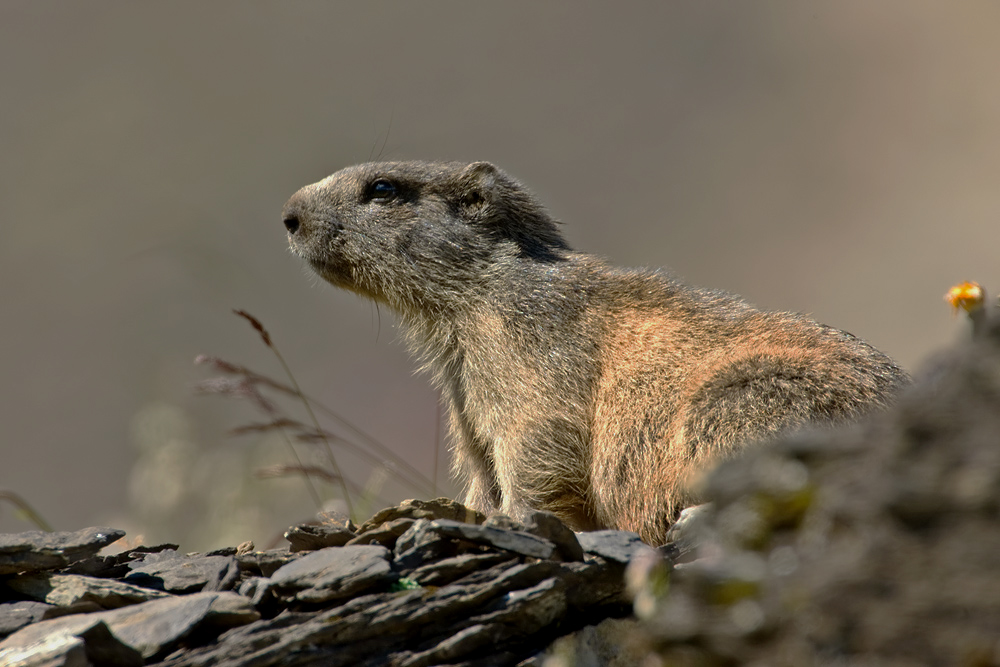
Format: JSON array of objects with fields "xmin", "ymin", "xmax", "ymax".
[{"xmin": 283, "ymin": 161, "xmax": 569, "ymax": 313}]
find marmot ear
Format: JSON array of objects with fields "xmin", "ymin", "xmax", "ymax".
[{"xmin": 458, "ymin": 162, "xmax": 500, "ymax": 215}]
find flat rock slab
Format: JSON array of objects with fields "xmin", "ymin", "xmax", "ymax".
[
  {"xmin": 236, "ymin": 576, "xmax": 275, "ymax": 608},
  {"xmin": 63, "ymin": 543, "xmax": 180, "ymax": 579},
  {"xmin": 346, "ymin": 517, "xmax": 416, "ymax": 549},
  {"xmin": 396, "ymin": 519, "xmax": 556, "ymax": 566},
  {"xmin": 125, "ymin": 551, "xmax": 239, "ymax": 593},
  {"xmin": 270, "ymin": 545, "xmax": 397, "ymax": 604},
  {"xmin": 0, "ymin": 601, "xmax": 52, "ymax": 639},
  {"xmin": 408, "ymin": 552, "xmax": 514, "ymax": 587},
  {"xmin": 0, "ymin": 527, "xmax": 125, "ymax": 575},
  {"xmin": 236, "ymin": 548, "xmax": 304, "ymax": 578},
  {"xmin": 576, "ymin": 530, "xmax": 656, "ymax": 564},
  {"xmin": 8, "ymin": 573, "xmax": 172, "ymax": 609},
  {"xmin": 0, "ymin": 591, "xmax": 258, "ymax": 663},
  {"xmin": 285, "ymin": 523, "xmax": 356, "ymax": 552},
  {"xmin": 395, "ymin": 623, "xmax": 505, "ymax": 667},
  {"xmin": 0, "ymin": 616, "xmax": 143, "ymax": 667},
  {"xmin": 394, "ymin": 521, "xmax": 464, "ymax": 571},
  {"xmin": 357, "ymin": 498, "xmax": 485, "ymax": 533},
  {"xmin": 524, "ymin": 512, "xmax": 585, "ymax": 562}
]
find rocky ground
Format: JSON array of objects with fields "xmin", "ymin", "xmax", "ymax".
[{"xmin": 0, "ymin": 500, "xmax": 654, "ymax": 666}]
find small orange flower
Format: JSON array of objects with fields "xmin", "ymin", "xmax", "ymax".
[{"xmin": 944, "ymin": 281, "xmax": 985, "ymax": 315}]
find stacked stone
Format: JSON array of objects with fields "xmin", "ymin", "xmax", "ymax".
[{"xmin": 0, "ymin": 499, "xmax": 656, "ymax": 666}]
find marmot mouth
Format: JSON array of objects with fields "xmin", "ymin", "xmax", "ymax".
[
  {"xmin": 307, "ymin": 256, "xmax": 336, "ymax": 274},
  {"xmin": 308, "ymin": 256, "xmax": 354, "ymax": 287}
]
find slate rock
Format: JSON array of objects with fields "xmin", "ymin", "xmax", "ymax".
[
  {"xmin": 0, "ymin": 616, "xmax": 143, "ymax": 667},
  {"xmin": 285, "ymin": 523, "xmax": 356, "ymax": 552},
  {"xmin": 393, "ymin": 519, "xmax": 469, "ymax": 570},
  {"xmin": 475, "ymin": 577, "xmax": 568, "ymax": 635},
  {"xmin": 482, "ymin": 514, "xmax": 525, "ymax": 532},
  {"xmin": 125, "ymin": 551, "xmax": 240, "ymax": 593},
  {"xmin": 205, "ymin": 546, "xmax": 240, "ymax": 557},
  {"xmin": 0, "ymin": 591, "xmax": 255, "ymax": 663},
  {"xmin": 396, "ymin": 623, "xmax": 504, "ymax": 667},
  {"xmin": 407, "ymin": 552, "xmax": 514, "ymax": 587},
  {"xmin": 164, "ymin": 561, "xmax": 564, "ymax": 667},
  {"xmin": 440, "ymin": 520, "xmax": 556, "ymax": 559},
  {"xmin": 63, "ymin": 542, "xmax": 180, "ymax": 579},
  {"xmin": 150, "ymin": 551, "xmax": 632, "ymax": 667},
  {"xmin": 346, "ymin": 517, "xmax": 416, "ymax": 549},
  {"xmin": 523, "ymin": 511, "xmax": 585, "ymax": 562},
  {"xmin": 0, "ymin": 506, "xmax": 644, "ymax": 666},
  {"xmin": 0, "ymin": 601, "xmax": 52, "ymax": 639},
  {"xmin": 397, "ymin": 519, "xmax": 556, "ymax": 565},
  {"xmin": 118, "ymin": 591, "xmax": 257, "ymax": 657},
  {"xmin": 7, "ymin": 572, "xmax": 172, "ymax": 609},
  {"xmin": 558, "ymin": 560, "xmax": 634, "ymax": 610},
  {"xmin": 0, "ymin": 527, "xmax": 125, "ymax": 575},
  {"xmin": 576, "ymin": 530, "xmax": 656, "ymax": 564},
  {"xmin": 236, "ymin": 548, "xmax": 303, "ymax": 578},
  {"xmin": 437, "ymin": 558, "xmax": 533, "ymax": 590},
  {"xmin": 356, "ymin": 498, "xmax": 485, "ymax": 534},
  {"xmin": 270, "ymin": 545, "xmax": 397, "ymax": 604},
  {"xmin": 237, "ymin": 576, "xmax": 276, "ymax": 609},
  {"xmin": 70, "ymin": 619, "xmax": 146, "ymax": 666}
]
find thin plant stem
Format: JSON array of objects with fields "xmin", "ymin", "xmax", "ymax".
[
  {"xmin": 0, "ymin": 490, "xmax": 54, "ymax": 532},
  {"xmin": 234, "ymin": 310, "xmax": 354, "ymax": 518},
  {"xmin": 196, "ymin": 359, "xmax": 437, "ymax": 497},
  {"xmin": 275, "ymin": 423, "xmax": 324, "ymax": 510},
  {"xmin": 273, "ymin": 345, "xmax": 354, "ymax": 517},
  {"xmin": 304, "ymin": 399, "xmax": 436, "ymax": 496}
]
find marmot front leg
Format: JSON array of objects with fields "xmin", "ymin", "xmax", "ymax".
[
  {"xmin": 492, "ymin": 427, "xmax": 598, "ymax": 530},
  {"xmin": 461, "ymin": 470, "xmax": 499, "ymax": 516},
  {"xmin": 451, "ymin": 436, "xmax": 501, "ymax": 515}
]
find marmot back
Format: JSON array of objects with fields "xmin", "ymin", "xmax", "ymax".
[{"xmin": 282, "ymin": 160, "xmax": 908, "ymax": 544}]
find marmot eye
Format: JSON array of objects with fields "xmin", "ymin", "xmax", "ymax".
[{"xmin": 369, "ymin": 179, "xmax": 397, "ymax": 202}]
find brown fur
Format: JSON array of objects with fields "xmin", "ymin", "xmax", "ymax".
[{"xmin": 282, "ymin": 160, "xmax": 908, "ymax": 544}]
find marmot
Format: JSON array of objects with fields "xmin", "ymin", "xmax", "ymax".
[{"xmin": 282, "ymin": 160, "xmax": 908, "ymax": 544}]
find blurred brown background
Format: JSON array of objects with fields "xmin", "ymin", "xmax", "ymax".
[{"xmin": 2, "ymin": 2, "xmax": 998, "ymax": 550}]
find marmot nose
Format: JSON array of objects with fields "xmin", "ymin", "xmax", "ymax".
[{"xmin": 282, "ymin": 198, "xmax": 305, "ymax": 234}]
